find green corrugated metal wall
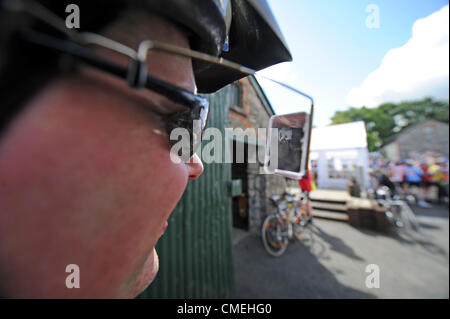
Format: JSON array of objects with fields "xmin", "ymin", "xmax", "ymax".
[{"xmin": 138, "ymin": 86, "xmax": 234, "ymax": 299}]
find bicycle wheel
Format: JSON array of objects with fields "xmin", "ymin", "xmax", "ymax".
[
  {"xmin": 294, "ymin": 223, "xmax": 313, "ymax": 246},
  {"xmin": 261, "ymin": 214, "xmax": 288, "ymax": 257}
]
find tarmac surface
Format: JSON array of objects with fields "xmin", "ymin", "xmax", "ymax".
[{"xmin": 232, "ymin": 203, "xmax": 449, "ymax": 298}]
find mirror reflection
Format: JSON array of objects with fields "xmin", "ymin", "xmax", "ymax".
[{"xmin": 265, "ymin": 112, "xmax": 310, "ymax": 179}]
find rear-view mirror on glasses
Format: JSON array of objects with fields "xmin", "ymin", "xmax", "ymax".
[{"xmin": 256, "ymin": 74, "xmax": 314, "ymax": 180}]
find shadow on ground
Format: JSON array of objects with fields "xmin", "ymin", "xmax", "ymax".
[
  {"xmin": 345, "ymin": 202, "xmax": 449, "ymax": 259},
  {"xmin": 308, "ymin": 223, "xmax": 365, "ymax": 262},
  {"xmin": 233, "ymin": 233, "xmax": 376, "ymax": 299},
  {"xmin": 410, "ymin": 203, "xmax": 449, "ymax": 219}
]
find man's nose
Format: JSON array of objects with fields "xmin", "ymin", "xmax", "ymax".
[{"xmin": 186, "ymin": 153, "xmax": 204, "ymax": 180}]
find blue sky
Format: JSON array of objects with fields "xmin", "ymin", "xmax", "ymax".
[{"xmin": 259, "ymin": 0, "xmax": 449, "ymax": 127}]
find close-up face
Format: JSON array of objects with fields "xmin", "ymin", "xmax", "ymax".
[{"xmin": 0, "ymin": 11, "xmax": 203, "ymax": 298}]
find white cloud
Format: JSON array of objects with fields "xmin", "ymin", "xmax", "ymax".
[{"xmin": 348, "ymin": 5, "xmax": 449, "ymax": 107}]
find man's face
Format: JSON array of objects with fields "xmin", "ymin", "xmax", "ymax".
[{"xmin": 0, "ymin": 12, "xmax": 203, "ymax": 298}]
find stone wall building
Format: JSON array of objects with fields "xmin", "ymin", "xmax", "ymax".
[
  {"xmin": 381, "ymin": 119, "xmax": 449, "ymax": 161},
  {"xmin": 228, "ymin": 76, "xmax": 287, "ymax": 234}
]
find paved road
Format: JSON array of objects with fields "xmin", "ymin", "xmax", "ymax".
[{"xmin": 233, "ymin": 203, "xmax": 449, "ymax": 299}]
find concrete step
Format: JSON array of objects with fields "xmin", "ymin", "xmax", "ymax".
[
  {"xmin": 309, "ymin": 197, "xmax": 348, "ymax": 205},
  {"xmin": 311, "ymin": 201, "xmax": 347, "ymax": 213},
  {"xmin": 310, "ymin": 199, "xmax": 348, "ymax": 205},
  {"xmin": 312, "ymin": 210, "xmax": 349, "ymax": 222},
  {"xmin": 309, "ymin": 190, "xmax": 350, "ymax": 204}
]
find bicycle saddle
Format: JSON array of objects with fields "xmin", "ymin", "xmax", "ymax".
[{"xmin": 283, "ymin": 192, "xmax": 296, "ymax": 203}]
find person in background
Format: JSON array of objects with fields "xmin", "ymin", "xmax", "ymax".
[
  {"xmin": 298, "ymin": 170, "xmax": 313, "ymax": 223},
  {"xmin": 421, "ymin": 161, "xmax": 433, "ymax": 202},
  {"xmin": 429, "ymin": 159, "xmax": 449, "ymax": 204},
  {"xmin": 348, "ymin": 176, "xmax": 361, "ymax": 197},
  {"xmin": 404, "ymin": 161, "xmax": 431, "ymax": 208},
  {"xmin": 369, "ymin": 169, "xmax": 396, "ymax": 198},
  {"xmin": 390, "ymin": 161, "xmax": 406, "ymax": 198},
  {"xmin": 441, "ymin": 160, "xmax": 449, "ymax": 204}
]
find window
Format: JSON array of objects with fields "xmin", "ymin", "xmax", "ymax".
[{"xmin": 230, "ymin": 81, "xmax": 243, "ymax": 108}]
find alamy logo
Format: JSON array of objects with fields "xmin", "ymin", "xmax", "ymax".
[
  {"xmin": 365, "ymin": 264, "xmax": 380, "ymax": 288},
  {"xmin": 65, "ymin": 264, "xmax": 80, "ymax": 289},
  {"xmin": 65, "ymin": 4, "xmax": 80, "ymax": 29},
  {"xmin": 365, "ymin": 4, "xmax": 380, "ymax": 29}
]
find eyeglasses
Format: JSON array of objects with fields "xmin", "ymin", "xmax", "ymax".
[
  {"xmin": 4, "ymin": 0, "xmax": 314, "ymax": 165},
  {"xmin": 18, "ymin": 28, "xmax": 211, "ymax": 161}
]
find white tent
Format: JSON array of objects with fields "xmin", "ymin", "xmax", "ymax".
[{"xmin": 310, "ymin": 121, "xmax": 369, "ymax": 191}]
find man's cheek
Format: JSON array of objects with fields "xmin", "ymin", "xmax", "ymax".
[{"xmin": 151, "ymin": 150, "xmax": 189, "ymax": 203}]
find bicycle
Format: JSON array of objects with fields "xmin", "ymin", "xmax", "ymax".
[
  {"xmin": 375, "ymin": 186, "xmax": 421, "ymax": 233},
  {"xmin": 261, "ymin": 192, "xmax": 313, "ymax": 257}
]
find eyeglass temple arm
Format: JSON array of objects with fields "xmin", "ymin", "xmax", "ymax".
[
  {"xmin": 137, "ymin": 40, "xmax": 315, "ymax": 104},
  {"xmin": 20, "ymin": 30, "xmax": 127, "ymax": 77},
  {"xmin": 304, "ymin": 103, "xmax": 314, "ymax": 175},
  {"xmin": 19, "ymin": 30, "xmax": 203, "ymax": 109}
]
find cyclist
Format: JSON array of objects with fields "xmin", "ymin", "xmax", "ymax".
[
  {"xmin": 0, "ymin": 0, "xmax": 292, "ymax": 297},
  {"xmin": 298, "ymin": 169, "xmax": 313, "ymax": 224}
]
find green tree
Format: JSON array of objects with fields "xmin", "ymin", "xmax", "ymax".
[{"xmin": 330, "ymin": 98, "xmax": 449, "ymax": 152}]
